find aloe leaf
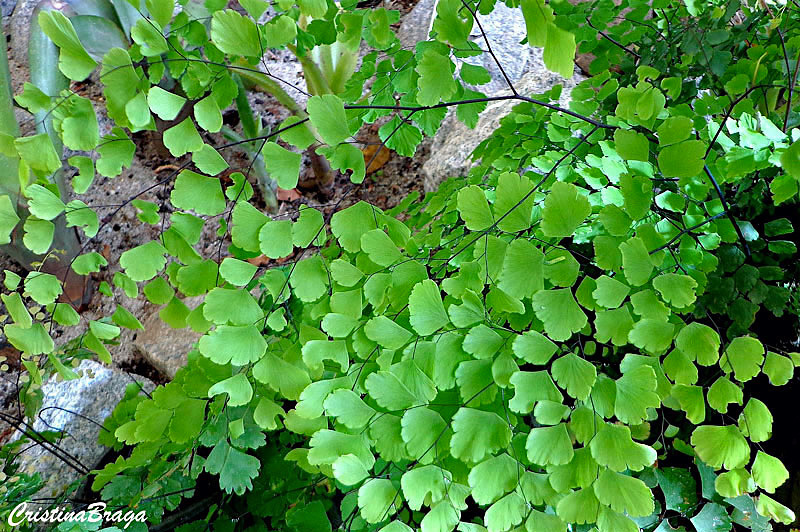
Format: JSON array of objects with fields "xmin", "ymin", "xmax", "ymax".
[
  {"xmin": 0, "ymin": 26, "xmax": 20, "ymax": 200},
  {"xmin": 71, "ymin": 15, "xmax": 130, "ymax": 61}
]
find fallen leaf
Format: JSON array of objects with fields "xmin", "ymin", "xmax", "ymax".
[
  {"xmin": 362, "ymin": 144, "xmax": 391, "ymax": 174},
  {"xmin": 247, "ymin": 255, "xmax": 271, "ymax": 267},
  {"xmin": 277, "ymin": 188, "xmax": 302, "ymax": 201}
]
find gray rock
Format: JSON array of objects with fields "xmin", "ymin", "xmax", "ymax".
[
  {"xmin": 8, "ymin": 0, "xmax": 37, "ymax": 66},
  {"xmin": 396, "ymin": 0, "xmax": 586, "ymax": 190},
  {"xmin": 397, "ymin": 0, "xmax": 436, "ymax": 51},
  {"xmin": 461, "ymin": 3, "xmax": 532, "ymax": 95},
  {"xmin": 8, "ymin": 359, "xmax": 154, "ymax": 498},
  {"xmin": 2, "ymin": 0, "xmax": 17, "ymax": 19},
  {"xmin": 133, "ymin": 297, "xmax": 203, "ymax": 380},
  {"xmin": 421, "ymin": 52, "xmax": 584, "ymax": 191}
]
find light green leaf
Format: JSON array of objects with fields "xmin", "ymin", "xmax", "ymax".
[
  {"xmin": 219, "ymin": 258, "xmax": 257, "ymax": 286},
  {"xmin": 72, "ymin": 252, "xmax": 108, "ymax": 275},
  {"xmin": 5, "ymin": 323, "xmax": 54, "ymax": 355},
  {"xmin": 691, "ymin": 425, "xmax": 750, "ymax": 470},
  {"xmin": 590, "ymin": 423, "xmax": 656, "ymax": 472},
  {"xmin": 307, "ymin": 94, "xmax": 350, "ymax": 146},
  {"xmin": 756, "ymin": 494, "xmax": 796, "ymax": 524},
  {"xmin": 615, "ymin": 365, "xmax": 660, "ymax": 425},
  {"xmin": 401, "ymin": 465, "xmax": 451, "ymax": 511},
  {"xmin": 332, "ymin": 454, "xmax": 369, "ymax": 486},
  {"xmin": 361, "ymin": 229, "xmax": 401, "ymax": 267},
  {"xmin": 211, "ymin": 9, "xmax": 261, "ymax": 56},
  {"xmin": 738, "ymin": 398, "xmax": 772, "ymax": 442},
  {"xmin": 324, "ymin": 389, "xmax": 376, "ymax": 429},
  {"xmin": 676, "ymin": 323, "xmax": 720, "ymax": 366},
  {"xmin": 259, "ymin": 220, "xmax": 293, "ymax": 259},
  {"xmin": 526, "ymin": 423, "xmax": 574, "ymax": 466},
  {"xmin": 358, "ymin": 479, "xmax": 399, "ymax": 523},
  {"xmin": 707, "ymin": 377, "xmax": 743, "ymax": 414},
  {"xmin": 119, "ymin": 240, "xmax": 167, "ymax": 282},
  {"xmin": 263, "ymin": 143, "xmax": 301, "ymax": 189},
  {"xmin": 592, "ymin": 275, "xmax": 630, "ymax": 308},
  {"xmin": 714, "ymin": 469, "xmax": 754, "ymax": 498},
  {"xmin": 171, "ymin": 170, "xmax": 226, "ymax": 216},
  {"xmin": 457, "ymin": 185, "xmax": 494, "ymax": 231},
  {"xmin": 614, "ymin": 129, "xmax": 650, "ymax": 161},
  {"xmin": 468, "ymin": 454, "xmax": 519, "ymax": 505},
  {"xmin": 543, "ymin": 22, "xmax": 576, "ymax": 78},
  {"xmin": 498, "ymin": 239, "xmax": 544, "ymax": 298},
  {"xmin": 531, "ymin": 288, "xmax": 587, "ymax": 341},
  {"xmin": 193, "ymin": 144, "xmax": 229, "ymax": 176},
  {"xmin": 130, "ymin": 18, "xmax": 167, "ymax": 56},
  {"xmin": 762, "ymin": 352, "xmax": 793, "ymax": 386},
  {"xmin": 719, "ymin": 336, "xmax": 764, "ymax": 382},
  {"xmin": 781, "ymin": 140, "xmax": 800, "ymax": 179},
  {"xmin": 416, "ymin": 49, "xmax": 456, "ymax": 106},
  {"xmin": 25, "ymin": 184, "xmax": 65, "ymax": 221},
  {"xmin": 628, "ymin": 319, "xmax": 675, "ymax": 353},
  {"xmin": 15, "ymin": 134, "xmax": 60, "ymax": 175},
  {"xmin": 409, "ymin": 279, "xmax": 449, "ymax": 336},
  {"xmin": 293, "ymin": 206, "xmax": 324, "ymax": 248},
  {"xmin": 23, "ymin": 218, "xmax": 54, "ymax": 254},
  {"xmin": 671, "ymin": 384, "xmax": 705, "ymax": 424},
  {"xmin": 365, "ymin": 316, "xmax": 413, "ymax": 350},
  {"xmin": 148, "ymin": 87, "xmax": 186, "ymax": 121},
  {"xmin": 551, "ymin": 352, "xmax": 596, "ymax": 401},
  {"xmin": 541, "ymin": 182, "xmax": 591, "ymax": 238},
  {"xmin": 163, "ymin": 118, "xmax": 204, "ymax": 157},
  {"xmin": 593, "ymin": 469, "xmax": 654, "ymax": 517},
  {"xmin": 198, "ymin": 325, "xmax": 267, "ymax": 366},
  {"xmin": 509, "ymin": 370, "xmax": 562, "ymax": 413},
  {"xmin": 208, "ymin": 373, "xmax": 253, "ymax": 406},
  {"xmin": 751, "ymin": 451, "xmax": 788, "ymax": 493},
  {"xmin": 619, "ymin": 237, "xmax": 653, "ymax": 286},
  {"xmin": 485, "ymin": 492, "xmax": 526, "ymax": 532},
  {"xmin": 450, "ymin": 408, "xmax": 511, "ymax": 463},
  {"xmin": 653, "ymin": 273, "xmax": 698, "ymax": 308},
  {"xmin": 658, "ymin": 140, "xmax": 706, "ymax": 178},
  {"xmin": 37, "ymin": 11, "xmax": 96, "ymax": 80},
  {"xmin": 204, "ymin": 288, "xmax": 264, "ymax": 326},
  {"xmin": 0, "ymin": 196, "xmax": 20, "ymax": 245}
]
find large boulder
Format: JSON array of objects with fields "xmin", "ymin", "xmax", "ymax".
[
  {"xmin": 397, "ymin": 1, "xmax": 586, "ymax": 191},
  {"xmin": 7, "ymin": 359, "xmax": 154, "ymax": 498}
]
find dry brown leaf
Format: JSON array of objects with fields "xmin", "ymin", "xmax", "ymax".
[
  {"xmin": 277, "ymin": 188, "xmax": 302, "ymax": 201},
  {"xmin": 362, "ymin": 145, "xmax": 391, "ymax": 174}
]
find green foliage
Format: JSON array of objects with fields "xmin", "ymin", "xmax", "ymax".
[{"xmin": 3, "ymin": 0, "xmax": 800, "ymax": 530}]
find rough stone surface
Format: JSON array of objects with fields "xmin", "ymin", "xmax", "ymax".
[
  {"xmin": 396, "ymin": 1, "xmax": 586, "ymax": 191},
  {"xmin": 133, "ymin": 296, "xmax": 203, "ymax": 380},
  {"xmin": 9, "ymin": 359, "xmax": 154, "ymax": 498},
  {"xmin": 2, "ymin": 0, "xmax": 17, "ymax": 19},
  {"xmin": 421, "ymin": 52, "xmax": 584, "ymax": 192},
  {"xmin": 397, "ymin": 0, "xmax": 436, "ymax": 51},
  {"xmin": 8, "ymin": 0, "xmax": 37, "ymax": 67}
]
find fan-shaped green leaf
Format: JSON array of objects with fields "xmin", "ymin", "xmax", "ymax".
[
  {"xmin": 541, "ymin": 182, "xmax": 591, "ymax": 238},
  {"xmin": 526, "ymin": 423, "xmax": 574, "ymax": 466},
  {"xmin": 615, "ymin": 365, "xmax": 660, "ymax": 424},
  {"xmin": 532, "ymin": 289, "xmax": 587, "ymax": 341},
  {"xmin": 450, "ymin": 408, "xmax": 511, "ymax": 463},
  {"xmin": 691, "ymin": 425, "xmax": 750, "ymax": 470},
  {"xmin": 199, "ymin": 325, "xmax": 267, "ymax": 366},
  {"xmin": 720, "ymin": 336, "xmax": 764, "ymax": 382},
  {"xmin": 593, "ymin": 469, "xmax": 654, "ymax": 517},
  {"xmin": 208, "ymin": 373, "xmax": 253, "ymax": 406},
  {"xmin": 409, "ymin": 280, "xmax": 449, "ymax": 336},
  {"xmin": 551, "ymin": 353, "xmax": 596, "ymax": 401}
]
